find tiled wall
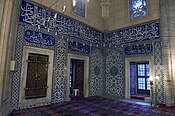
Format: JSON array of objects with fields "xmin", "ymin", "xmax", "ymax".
[
  {"xmin": 11, "ymin": 0, "xmax": 104, "ymax": 109},
  {"xmin": 105, "ymin": 20, "xmax": 165, "ymax": 104},
  {"xmin": 11, "ymin": 0, "xmax": 165, "ymax": 110},
  {"xmin": 90, "ymin": 48, "xmax": 104, "ymax": 96},
  {"xmin": 105, "ymin": 48, "xmax": 125, "ymax": 97}
]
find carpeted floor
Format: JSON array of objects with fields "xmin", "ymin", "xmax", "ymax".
[{"xmin": 9, "ymin": 96, "xmax": 175, "ymax": 116}]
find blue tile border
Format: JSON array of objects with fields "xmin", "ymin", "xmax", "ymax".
[{"xmin": 105, "ymin": 21, "xmax": 160, "ymax": 46}]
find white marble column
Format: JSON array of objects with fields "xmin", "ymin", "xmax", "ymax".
[
  {"xmin": 0, "ymin": 0, "xmax": 20, "ymax": 115},
  {"xmin": 160, "ymin": 0, "xmax": 175, "ymax": 106}
]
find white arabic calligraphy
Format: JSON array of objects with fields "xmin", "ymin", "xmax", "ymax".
[{"xmin": 24, "ymin": 30, "xmax": 54, "ymax": 46}]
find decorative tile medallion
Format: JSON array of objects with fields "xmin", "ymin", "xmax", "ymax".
[
  {"xmin": 94, "ymin": 66, "xmax": 100, "ymax": 76},
  {"xmin": 110, "ymin": 66, "xmax": 118, "ymax": 77}
]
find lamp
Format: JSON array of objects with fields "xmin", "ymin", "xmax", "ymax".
[
  {"xmin": 62, "ymin": 5, "xmax": 67, "ymax": 13},
  {"xmin": 73, "ymin": 0, "xmax": 77, "ymax": 6},
  {"xmin": 150, "ymin": 76, "xmax": 154, "ymax": 106},
  {"xmin": 150, "ymin": 76, "xmax": 153, "ymax": 86}
]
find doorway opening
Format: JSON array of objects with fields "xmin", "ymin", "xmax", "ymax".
[
  {"xmin": 66, "ymin": 54, "xmax": 89, "ymax": 101},
  {"xmin": 130, "ymin": 62, "xmax": 150, "ymax": 101},
  {"xmin": 69, "ymin": 59, "xmax": 84, "ymax": 97},
  {"xmin": 125, "ymin": 56, "xmax": 153, "ymax": 103}
]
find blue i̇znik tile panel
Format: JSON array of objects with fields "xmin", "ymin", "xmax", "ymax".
[
  {"xmin": 124, "ymin": 43, "xmax": 153, "ymax": 55},
  {"xmin": 90, "ymin": 48, "xmax": 104, "ymax": 96},
  {"xmin": 105, "ymin": 21, "xmax": 160, "ymax": 46},
  {"xmin": 105, "ymin": 19, "xmax": 164, "ymax": 104},
  {"xmin": 19, "ymin": 0, "xmax": 103, "ymax": 45},
  {"xmin": 153, "ymin": 41, "xmax": 165, "ymax": 104},
  {"xmin": 11, "ymin": 25, "xmax": 25, "ymax": 109},
  {"xmin": 24, "ymin": 29, "xmax": 55, "ymax": 46},
  {"xmin": 52, "ymin": 37, "xmax": 67, "ymax": 104},
  {"xmin": 68, "ymin": 40, "xmax": 90, "ymax": 54},
  {"xmin": 105, "ymin": 48, "xmax": 125, "ymax": 97}
]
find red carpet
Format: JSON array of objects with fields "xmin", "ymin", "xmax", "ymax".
[
  {"xmin": 131, "ymin": 95, "xmax": 146, "ymax": 100},
  {"xmin": 71, "ymin": 95, "xmax": 84, "ymax": 100},
  {"xmin": 9, "ymin": 96, "xmax": 175, "ymax": 116}
]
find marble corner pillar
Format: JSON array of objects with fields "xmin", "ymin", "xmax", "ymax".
[
  {"xmin": 0, "ymin": 0, "xmax": 20, "ymax": 115},
  {"xmin": 159, "ymin": 0, "xmax": 175, "ymax": 106}
]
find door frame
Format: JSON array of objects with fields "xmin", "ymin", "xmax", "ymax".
[
  {"xmin": 66, "ymin": 53, "xmax": 89, "ymax": 101},
  {"xmin": 19, "ymin": 46, "xmax": 54, "ymax": 107},
  {"xmin": 125, "ymin": 56, "xmax": 154, "ymax": 99}
]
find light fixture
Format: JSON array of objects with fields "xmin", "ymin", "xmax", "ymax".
[
  {"xmin": 62, "ymin": 5, "xmax": 66, "ymax": 13},
  {"xmin": 35, "ymin": 0, "xmax": 66, "ymax": 32},
  {"xmin": 150, "ymin": 76, "xmax": 153, "ymax": 82},
  {"xmin": 73, "ymin": 0, "xmax": 77, "ymax": 6},
  {"xmin": 38, "ymin": 25, "xmax": 40, "ymax": 29},
  {"xmin": 54, "ymin": 13, "xmax": 57, "ymax": 19},
  {"xmin": 150, "ymin": 76, "xmax": 154, "ymax": 106}
]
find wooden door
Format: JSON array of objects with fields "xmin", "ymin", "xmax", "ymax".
[{"xmin": 25, "ymin": 53, "xmax": 49, "ymax": 99}]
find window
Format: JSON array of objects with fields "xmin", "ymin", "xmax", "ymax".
[
  {"xmin": 70, "ymin": 61, "xmax": 73, "ymax": 88},
  {"xmin": 72, "ymin": 0, "xmax": 86, "ymax": 17},
  {"xmin": 138, "ymin": 77, "xmax": 145, "ymax": 90},
  {"xmin": 137, "ymin": 63, "xmax": 150, "ymax": 95},
  {"xmin": 129, "ymin": 0, "xmax": 147, "ymax": 20}
]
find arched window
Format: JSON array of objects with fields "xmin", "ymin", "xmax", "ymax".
[
  {"xmin": 129, "ymin": 0, "xmax": 147, "ymax": 20},
  {"xmin": 72, "ymin": 0, "xmax": 86, "ymax": 17}
]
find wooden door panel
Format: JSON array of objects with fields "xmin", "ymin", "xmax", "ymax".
[{"xmin": 25, "ymin": 53, "xmax": 49, "ymax": 99}]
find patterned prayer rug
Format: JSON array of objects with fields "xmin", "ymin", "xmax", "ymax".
[{"xmin": 9, "ymin": 96, "xmax": 175, "ymax": 116}]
